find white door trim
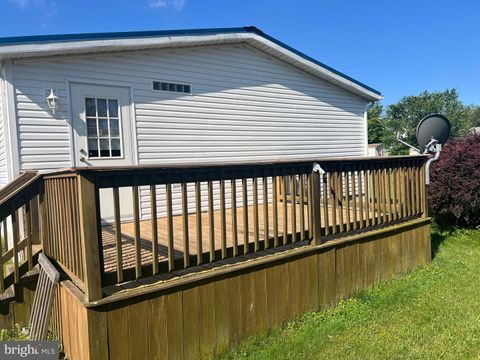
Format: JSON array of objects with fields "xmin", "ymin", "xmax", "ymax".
[{"xmin": 67, "ymin": 80, "xmax": 138, "ymax": 166}]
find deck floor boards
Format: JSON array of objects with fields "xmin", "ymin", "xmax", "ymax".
[{"xmin": 101, "ymin": 199, "xmax": 377, "ymax": 274}]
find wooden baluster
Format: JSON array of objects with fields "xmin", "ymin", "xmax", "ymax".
[
  {"xmin": 299, "ymin": 174, "xmax": 306, "ymax": 241},
  {"xmin": 182, "ymin": 182, "xmax": 190, "ymax": 268},
  {"xmin": 71, "ymin": 179, "xmax": 82, "ymax": 280},
  {"xmin": 220, "ymin": 179, "xmax": 227, "ymax": 259},
  {"xmin": 369, "ymin": 167, "xmax": 376, "ymax": 226},
  {"xmin": 378, "ymin": 166, "xmax": 385, "ymax": 224},
  {"xmin": 30, "ymin": 196, "xmax": 40, "ymax": 245},
  {"xmin": 64, "ymin": 180, "xmax": 74, "ymax": 276},
  {"xmin": 195, "ymin": 181, "xmax": 203, "ymax": 263},
  {"xmin": 358, "ymin": 167, "xmax": 364, "ymax": 229},
  {"xmin": 416, "ymin": 164, "xmax": 422, "ymax": 216},
  {"xmin": 230, "ymin": 180, "xmax": 238, "ymax": 256},
  {"xmin": 412, "ymin": 164, "xmax": 420, "ymax": 216},
  {"xmin": 132, "ymin": 185, "xmax": 141, "ymax": 279},
  {"xmin": 208, "ymin": 181, "xmax": 215, "ymax": 261},
  {"xmin": 263, "ymin": 177, "xmax": 270, "ymax": 248},
  {"xmin": 323, "ymin": 172, "xmax": 330, "ymax": 236},
  {"xmin": 399, "ymin": 164, "xmax": 405, "ymax": 219},
  {"xmin": 307, "ymin": 173, "xmax": 312, "ymax": 235},
  {"xmin": 352, "ymin": 169, "xmax": 358, "ymax": 231},
  {"xmin": 420, "ymin": 163, "xmax": 428, "ymax": 217},
  {"xmin": 330, "ymin": 172, "xmax": 337, "ymax": 235},
  {"xmin": 113, "ymin": 187, "xmax": 124, "ymax": 283},
  {"xmin": 406, "ymin": 163, "xmax": 412, "ymax": 217},
  {"xmin": 345, "ymin": 171, "xmax": 351, "ymax": 232},
  {"xmin": 272, "ymin": 176, "xmax": 279, "ymax": 247},
  {"xmin": 166, "ymin": 183, "xmax": 174, "ymax": 271},
  {"xmin": 336, "ymin": 170, "xmax": 344, "ymax": 233},
  {"xmin": 60, "ymin": 180, "xmax": 69, "ymax": 272},
  {"xmin": 393, "ymin": 166, "xmax": 399, "ymax": 221},
  {"xmin": 252, "ymin": 177, "xmax": 260, "ymax": 251},
  {"xmin": 290, "ymin": 174, "xmax": 297, "ymax": 242},
  {"xmin": 242, "ymin": 178, "xmax": 249, "ymax": 253},
  {"xmin": 0, "ymin": 219, "xmax": 5, "ymax": 292},
  {"xmin": 11, "ymin": 210, "xmax": 20, "ymax": 284},
  {"xmin": 409, "ymin": 164, "xmax": 415, "ymax": 216},
  {"xmin": 282, "ymin": 175, "xmax": 288, "ymax": 244},
  {"xmin": 312, "ymin": 169, "xmax": 322, "ymax": 245},
  {"xmin": 25, "ymin": 201, "xmax": 33, "ymax": 270},
  {"xmin": 150, "ymin": 184, "xmax": 158, "ymax": 274},
  {"xmin": 385, "ymin": 167, "xmax": 392, "ymax": 223}
]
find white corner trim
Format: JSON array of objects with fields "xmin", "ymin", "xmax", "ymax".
[
  {"xmin": 363, "ymin": 103, "xmax": 370, "ymax": 156},
  {"xmin": 3, "ymin": 61, "xmax": 20, "ymax": 180}
]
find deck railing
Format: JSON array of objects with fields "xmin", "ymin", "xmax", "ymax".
[
  {"xmin": 0, "ymin": 171, "xmax": 42, "ymax": 294},
  {"xmin": 38, "ymin": 156, "xmax": 428, "ymax": 302}
]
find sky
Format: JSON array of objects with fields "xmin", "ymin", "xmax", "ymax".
[{"xmin": 1, "ymin": 0, "xmax": 479, "ymax": 106}]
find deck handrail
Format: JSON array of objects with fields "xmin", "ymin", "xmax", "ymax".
[
  {"xmin": 0, "ymin": 171, "xmax": 43, "ymax": 294},
  {"xmin": 39, "ymin": 156, "xmax": 428, "ymax": 302}
]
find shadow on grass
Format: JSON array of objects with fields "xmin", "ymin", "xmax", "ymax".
[
  {"xmin": 431, "ymin": 231, "xmax": 447, "ymax": 260},
  {"xmin": 430, "ymin": 223, "xmax": 458, "ymax": 259}
]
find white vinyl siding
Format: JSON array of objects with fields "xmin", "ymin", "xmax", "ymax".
[{"xmin": 10, "ymin": 44, "xmax": 368, "ymax": 216}]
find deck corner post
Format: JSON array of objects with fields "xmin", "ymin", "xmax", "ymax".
[
  {"xmin": 77, "ymin": 173, "xmax": 103, "ymax": 302},
  {"xmin": 311, "ymin": 164, "xmax": 322, "ymax": 245}
]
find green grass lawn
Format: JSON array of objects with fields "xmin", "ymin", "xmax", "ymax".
[{"xmin": 218, "ymin": 228, "xmax": 480, "ymax": 360}]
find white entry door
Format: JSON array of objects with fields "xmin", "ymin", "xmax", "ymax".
[
  {"xmin": 71, "ymin": 83, "xmax": 135, "ymax": 222},
  {"xmin": 71, "ymin": 83, "xmax": 134, "ymax": 167}
]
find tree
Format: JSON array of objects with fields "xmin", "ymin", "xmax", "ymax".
[
  {"xmin": 466, "ymin": 105, "xmax": 480, "ymax": 129},
  {"xmin": 367, "ymin": 103, "xmax": 384, "ymax": 143},
  {"xmin": 382, "ymin": 89, "xmax": 471, "ymax": 154}
]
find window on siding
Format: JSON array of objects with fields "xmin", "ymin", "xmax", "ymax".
[
  {"xmin": 153, "ymin": 81, "xmax": 191, "ymax": 94},
  {"xmin": 85, "ymin": 97, "xmax": 123, "ymax": 158}
]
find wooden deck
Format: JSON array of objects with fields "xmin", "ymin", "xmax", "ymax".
[{"xmin": 101, "ymin": 200, "xmax": 373, "ymax": 274}]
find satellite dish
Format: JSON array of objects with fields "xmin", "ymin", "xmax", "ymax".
[{"xmin": 416, "ymin": 114, "xmax": 451, "ymax": 149}]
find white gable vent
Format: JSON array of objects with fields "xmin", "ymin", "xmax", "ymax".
[{"xmin": 153, "ymin": 81, "xmax": 191, "ymax": 94}]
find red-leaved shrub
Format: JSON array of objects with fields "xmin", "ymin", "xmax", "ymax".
[{"xmin": 428, "ymin": 133, "xmax": 480, "ymax": 226}]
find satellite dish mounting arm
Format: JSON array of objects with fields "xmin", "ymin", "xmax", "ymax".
[{"xmin": 396, "ymin": 132, "xmax": 421, "ymax": 153}]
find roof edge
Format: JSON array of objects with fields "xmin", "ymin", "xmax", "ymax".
[{"xmin": 0, "ymin": 26, "xmax": 382, "ymax": 99}]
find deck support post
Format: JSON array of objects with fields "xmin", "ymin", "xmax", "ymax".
[
  {"xmin": 77, "ymin": 174, "xmax": 103, "ymax": 302},
  {"xmin": 311, "ymin": 164, "xmax": 322, "ymax": 245}
]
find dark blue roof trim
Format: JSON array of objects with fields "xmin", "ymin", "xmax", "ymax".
[{"xmin": 0, "ymin": 26, "xmax": 381, "ymax": 97}]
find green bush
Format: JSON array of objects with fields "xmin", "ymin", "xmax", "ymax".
[{"xmin": 428, "ymin": 133, "xmax": 480, "ymax": 227}]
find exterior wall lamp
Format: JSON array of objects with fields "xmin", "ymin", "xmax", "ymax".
[{"xmin": 46, "ymin": 88, "xmax": 59, "ymax": 114}]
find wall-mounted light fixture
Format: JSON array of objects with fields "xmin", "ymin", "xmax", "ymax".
[{"xmin": 46, "ymin": 88, "xmax": 59, "ymax": 114}]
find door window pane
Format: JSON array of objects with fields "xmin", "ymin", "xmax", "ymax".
[
  {"xmin": 88, "ymin": 139, "xmax": 98, "ymax": 157},
  {"xmin": 85, "ymin": 98, "xmax": 96, "ymax": 116},
  {"xmin": 111, "ymin": 139, "xmax": 121, "ymax": 157},
  {"xmin": 97, "ymin": 99, "xmax": 107, "ymax": 117},
  {"xmin": 110, "ymin": 119, "xmax": 119, "ymax": 137},
  {"xmin": 99, "ymin": 139, "xmax": 110, "ymax": 157},
  {"xmin": 87, "ymin": 118, "xmax": 97, "ymax": 137},
  {"xmin": 108, "ymin": 99, "xmax": 118, "ymax": 118},
  {"xmin": 85, "ymin": 97, "xmax": 123, "ymax": 159},
  {"xmin": 98, "ymin": 119, "xmax": 109, "ymax": 136}
]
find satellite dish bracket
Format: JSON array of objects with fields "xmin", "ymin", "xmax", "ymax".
[{"xmin": 425, "ymin": 141, "xmax": 442, "ymax": 185}]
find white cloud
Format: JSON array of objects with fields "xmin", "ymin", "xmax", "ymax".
[
  {"xmin": 9, "ymin": 0, "xmax": 58, "ymax": 17},
  {"xmin": 148, "ymin": 0, "xmax": 185, "ymax": 10}
]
